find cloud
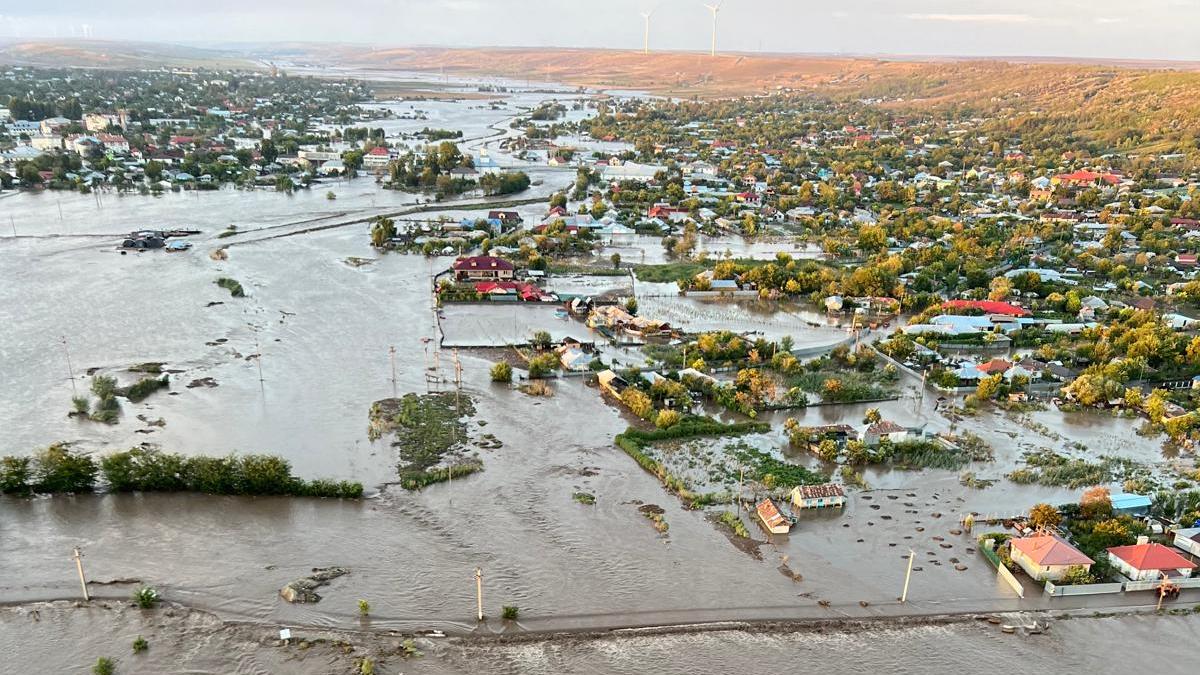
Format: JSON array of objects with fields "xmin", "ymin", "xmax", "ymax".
[{"xmin": 905, "ymin": 13, "xmax": 1034, "ymax": 24}]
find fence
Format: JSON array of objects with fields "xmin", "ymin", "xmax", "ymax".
[
  {"xmin": 1123, "ymin": 577, "xmax": 1200, "ymax": 592},
  {"xmin": 1044, "ymin": 581, "xmax": 1124, "ymax": 597},
  {"xmin": 978, "ymin": 540, "xmax": 1024, "ymax": 598}
]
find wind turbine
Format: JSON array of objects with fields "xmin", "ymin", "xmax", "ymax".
[
  {"xmin": 640, "ymin": 8, "xmax": 656, "ymax": 55},
  {"xmin": 704, "ymin": 1, "xmax": 724, "ymax": 58}
]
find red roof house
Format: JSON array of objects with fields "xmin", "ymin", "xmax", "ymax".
[
  {"xmin": 942, "ymin": 300, "xmax": 1030, "ymax": 317},
  {"xmin": 1009, "ymin": 534, "xmax": 1093, "ymax": 581},
  {"xmin": 452, "ymin": 256, "xmax": 515, "ymax": 282},
  {"xmin": 1107, "ymin": 542, "xmax": 1197, "ymax": 581}
]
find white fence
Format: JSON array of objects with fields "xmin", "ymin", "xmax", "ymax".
[
  {"xmin": 1044, "ymin": 581, "xmax": 1124, "ymax": 597},
  {"xmin": 1123, "ymin": 577, "xmax": 1200, "ymax": 592}
]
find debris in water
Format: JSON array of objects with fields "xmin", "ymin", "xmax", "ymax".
[{"xmin": 279, "ymin": 567, "xmax": 349, "ymax": 603}]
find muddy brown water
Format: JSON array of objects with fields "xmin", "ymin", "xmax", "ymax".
[
  {"xmin": 2, "ymin": 602, "xmax": 1196, "ymax": 674},
  {"xmin": 0, "ymin": 81, "xmax": 1187, "ymax": 672}
]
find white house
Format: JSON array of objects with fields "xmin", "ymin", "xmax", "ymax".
[
  {"xmin": 1107, "ymin": 542, "xmax": 1197, "ymax": 581},
  {"xmin": 1172, "ymin": 527, "xmax": 1200, "ymax": 558},
  {"xmin": 789, "ymin": 484, "xmax": 846, "ymax": 509}
]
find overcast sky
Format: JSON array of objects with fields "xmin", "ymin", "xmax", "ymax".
[{"xmin": 2, "ymin": 1, "xmax": 1199, "ymax": 61}]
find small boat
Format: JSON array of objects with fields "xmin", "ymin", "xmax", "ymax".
[
  {"xmin": 165, "ymin": 240, "xmax": 192, "ymax": 252},
  {"xmin": 555, "ymin": 309, "xmax": 569, "ymax": 320}
]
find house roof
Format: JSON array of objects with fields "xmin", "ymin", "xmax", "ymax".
[
  {"xmin": 756, "ymin": 499, "xmax": 788, "ymax": 528},
  {"xmin": 1107, "ymin": 543, "xmax": 1197, "ymax": 571},
  {"xmin": 791, "ymin": 484, "xmax": 846, "ymax": 500},
  {"xmin": 942, "ymin": 300, "xmax": 1030, "ymax": 317},
  {"xmin": 976, "ymin": 358, "xmax": 1013, "ymax": 374},
  {"xmin": 1011, "ymin": 534, "xmax": 1094, "ymax": 566},
  {"xmin": 452, "ymin": 256, "xmax": 514, "ymax": 272},
  {"xmin": 867, "ymin": 421, "xmax": 907, "ymax": 435}
]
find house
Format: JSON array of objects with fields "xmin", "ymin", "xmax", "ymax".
[
  {"xmin": 451, "ymin": 255, "xmax": 515, "ymax": 282},
  {"xmin": 789, "ymin": 484, "xmax": 846, "ymax": 509},
  {"xmin": 1109, "ymin": 493, "xmax": 1153, "ymax": 517},
  {"xmin": 1107, "ymin": 541, "xmax": 1196, "ymax": 580},
  {"xmin": 556, "ymin": 344, "xmax": 591, "ymax": 371},
  {"xmin": 362, "ymin": 146, "xmax": 393, "ymax": 171},
  {"xmin": 1171, "ymin": 527, "xmax": 1200, "ymax": 558},
  {"xmin": 1009, "ymin": 533, "xmax": 1094, "ymax": 581},
  {"xmin": 756, "ymin": 498, "xmax": 791, "ymax": 534},
  {"xmin": 862, "ymin": 421, "xmax": 912, "ymax": 446},
  {"xmin": 596, "ymin": 370, "xmax": 629, "ymax": 398},
  {"xmin": 942, "ymin": 300, "xmax": 1030, "ymax": 317},
  {"xmin": 488, "ymin": 211, "xmax": 522, "ymax": 226}
]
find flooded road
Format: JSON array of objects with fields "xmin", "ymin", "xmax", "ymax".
[{"xmin": 3, "ymin": 602, "xmax": 1196, "ymax": 674}]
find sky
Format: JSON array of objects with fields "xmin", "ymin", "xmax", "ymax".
[{"xmin": 1, "ymin": 0, "xmax": 1199, "ymax": 62}]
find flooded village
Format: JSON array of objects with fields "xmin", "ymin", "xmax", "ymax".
[{"xmin": 4, "ymin": 42, "xmax": 1200, "ymax": 674}]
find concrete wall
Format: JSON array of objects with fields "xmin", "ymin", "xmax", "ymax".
[{"xmin": 1044, "ymin": 581, "xmax": 1124, "ymax": 597}]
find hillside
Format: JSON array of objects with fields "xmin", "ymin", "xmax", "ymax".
[{"xmin": 0, "ymin": 40, "xmax": 255, "ymax": 70}]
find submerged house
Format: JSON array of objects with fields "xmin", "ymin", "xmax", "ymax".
[
  {"xmin": 756, "ymin": 498, "xmax": 791, "ymax": 535},
  {"xmin": 789, "ymin": 484, "xmax": 846, "ymax": 510}
]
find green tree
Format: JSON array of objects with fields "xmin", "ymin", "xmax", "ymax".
[
  {"xmin": 610, "ymin": 252, "xmax": 621, "ymax": 269},
  {"xmin": 370, "ymin": 217, "xmax": 396, "ymax": 247}
]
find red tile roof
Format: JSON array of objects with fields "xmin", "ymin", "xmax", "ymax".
[
  {"xmin": 756, "ymin": 499, "xmax": 788, "ymax": 529},
  {"xmin": 1011, "ymin": 534, "xmax": 1093, "ymax": 566},
  {"xmin": 452, "ymin": 256, "xmax": 514, "ymax": 272},
  {"xmin": 976, "ymin": 358, "xmax": 1013, "ymax": 374},
  {"xmin": 943, "ymin": 300, "xmax": 1030, "ymax": 317},
  {"xmin": 1107, "ymin": 543, "xmax": 1197, "ymax": 571}
]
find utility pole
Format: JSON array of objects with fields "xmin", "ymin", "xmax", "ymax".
[
  {"xmin": 389, "ymin": 345, "xmax": 398, "ymax": 398},
  {"xmin": 253, "ymin": 330, "xmax": 265, "ymax": 384},
  {"xmin": 60, "ymin": 335, "xmax": 77, "ymax": 397},
  {"xmin": 900, "ymin": 549, "xmax": 915, "ymax": 603},
  {"xmin": 474, "ymin": 567, "xmax": 484, "ymax": 621},
  {"xmin": 9, "ymin": 214, "xmax": 16, "ymax": 237},
  {"xmin": 737, "ymin": 464, "xmax": 745, "ymax": 513},
  {"xmin": 72, "ymin": 547, "xmax": 90, "ymax": 601}
]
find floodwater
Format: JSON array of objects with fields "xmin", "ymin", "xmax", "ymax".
[
  {"xmin": 0, "ymin": 73, "xmax": 1186, "ymax": 673},
  {"xmin": 3, "ymin": 602, "xmax": 1196, "ymax": 674}
]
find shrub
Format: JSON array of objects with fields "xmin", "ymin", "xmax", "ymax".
[
  {"xmin": 121, "ymin": 376, "xmax": 169, "ymax": 403},
  {"xmin": 133, "ymin": 586, "xmax": 159, "ymax": 609},
  {"xmin": 237, "ymin": 454, "xmax": 296, "ymax": 495},
  {"xmin": 0, "ymin": 456, "xmax": 32, "ymax": 495},
  {"xmin": 91, "ymin": 375, "xmax": 118, "ymax": 399},
  {"xmin": 526, "ymin": 353, "xmax": 559, "ymax": 378},
  {"xmin": 572, "ymin": 491, "xmax": 596, "ymax": 505},
  {"xmin": 501, "ymin": 605, "xmax": 520, "ymax": 620},
  {"xmin": 215, "ymin": 277, "xmax": 245, "ymax": 297},
  {"xmin": 33, "ymin": 444, "xmax": 97, "ymax": 493},
  {"xmin": 490, "ymin": 362, "xmax": 513, "ymax": 383},
  {"xmin": 92, "ymin": 657, "xmax": 115, "ymax": 675},
  {"xmin": 654, "ymin": 409, "xmax": 682, "ymax": 429},
  {"xmin": 72, "ymin": 396, "xmax": 90, "ymax": 414},
  {"xmin": 131, "ymin": 636, "xmax": 148, "ymax": 654},
  {"xmin": 358, "ymin": 599, "xmax": 370, "ymax": 616}
]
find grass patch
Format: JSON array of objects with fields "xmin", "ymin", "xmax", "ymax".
[
  {"xmin": 1006, "ymin": 449, "xmax": 1148, "ymax": 489},
  {"xmin": 615, "ymin": 417, "xmax": 767, "ymax": 507},
  {"xmin": 717, "ymin": 510, "xmax": 750, "ymax": 538},
  {"xmin": 215, "ymin": 277, "xmax": 245, "ymax": 297},
  {"xmin": 118, "ymin": 375, "xmax": 169, "ymax": 403},
  {"xmin": 728, "ymin": 442, "xmax": 829, "ymax": 489},
  {"xmin": 369, "ymin": 393, "xmax": 478, "ymax": 489}
]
